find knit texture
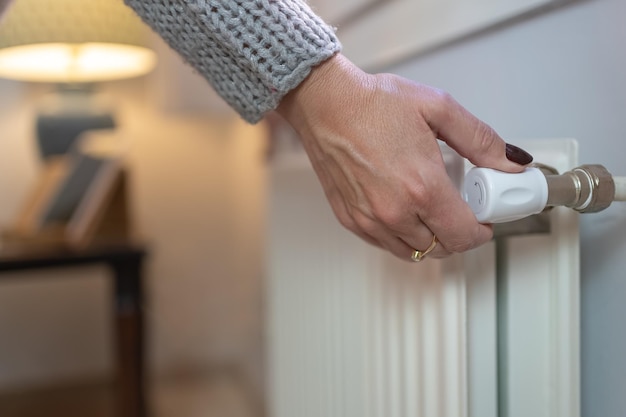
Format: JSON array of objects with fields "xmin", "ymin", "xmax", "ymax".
[{"xmin": 125, "ymin": 0, "xmax": 342, "ymax": 123}]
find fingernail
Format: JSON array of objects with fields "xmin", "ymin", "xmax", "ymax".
[{"xmin": 506, "ymin": 143, "xmax": 533, "ymax": 165}]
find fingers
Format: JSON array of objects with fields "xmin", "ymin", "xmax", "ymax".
[
  {"xmin": 329, "ymin": 189, "xmax": 422, "ymax": 259},
  {"xmin": 390, "ymin": 164, "xmax": 490, "ymax": 257},
  {"xmin": 329, "ymin": 184, "xmax": 455, "ymax": 261},
  {"xmin": 422, "ymin": 89, "xmax": 533, "ymax": 173},
  {"xmin": 280, "ymin": 64, "xmax": 510, "ymax": 262},
  {"xmin": 325, "ymin": 179, "xmax": 449, "ymax": 260},
  {"xmin": 349, "ymin": 211, "xmax": 450, "ymax": 261},
  {"xmin": 320, "ymin": 143, "xmax": 480, "ymax": 261},
  {"xmin": 419, "ymin": 172, "xmax": 494, "ymax": 253}
]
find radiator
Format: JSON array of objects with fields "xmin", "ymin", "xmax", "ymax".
[{"xmin": 267, "ymin": 140, "xmax": 579, "ymax": 417}]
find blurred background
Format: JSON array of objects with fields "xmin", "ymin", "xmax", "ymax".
[{"xmin": 0, "ymin": 1, "xmax": 268, "ymax": 415}]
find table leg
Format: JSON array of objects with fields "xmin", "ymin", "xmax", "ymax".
[{"xmin": 110, "ymin": 257, "xmax": 146, "ymax": 417}]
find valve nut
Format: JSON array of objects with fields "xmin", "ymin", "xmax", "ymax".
[{"xmin": 573, "ymin": 164, "xmax": 615, "ymax": 213}]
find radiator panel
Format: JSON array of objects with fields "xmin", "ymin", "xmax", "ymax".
[{"xmin": 267, "ymin": 161, "xmax": 474, "ymax": 417}]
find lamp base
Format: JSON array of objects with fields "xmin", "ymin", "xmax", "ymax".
[{"xmin": 36, "ymin": 85, "xmax": 115, "ymax": 159}]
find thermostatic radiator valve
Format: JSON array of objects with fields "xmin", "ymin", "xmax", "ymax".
[{"xmin": 464, "ymin": 164, "xmax": 626, "ymax": 224}]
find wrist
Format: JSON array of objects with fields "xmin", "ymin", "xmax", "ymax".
[{"xmin": 276, "ymin": 53, "xmax": 372, "ymax": 133}]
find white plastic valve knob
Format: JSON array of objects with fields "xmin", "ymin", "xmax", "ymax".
[{"xmin": 463, "ymin": 167, "xmax": 549, "ymax": 223}]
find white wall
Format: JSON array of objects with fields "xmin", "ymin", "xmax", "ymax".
[
  {"xmin": 386, "ymin": 0, "xmax": 626, "ymax": 415},
  {"xmin": 0, "ymin": 38, "xmax": 268, "ymax": 393}
]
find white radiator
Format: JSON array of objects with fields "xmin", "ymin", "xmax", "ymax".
[{"xmin": 267, "ymin": 140, "xmax": 579, "ymax": 417}]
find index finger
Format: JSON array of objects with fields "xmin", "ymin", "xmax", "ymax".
[{"xmin": 422, "ymin": 90, "xmax": 529, "ymax": 173}]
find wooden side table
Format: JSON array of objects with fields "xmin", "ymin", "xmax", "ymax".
[{"xmin": 0, "ymin": 242, "xmax": 148, "ymax": 417}]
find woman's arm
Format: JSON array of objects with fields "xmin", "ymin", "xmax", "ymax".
[
  {"xmin": 126, "ymin": 0, "xmax": 532, "ymax": 261},
  {"xmin": 125, "ymin": 0, "xmax": 340, "ymax": 123},
  {"xmin": 277, "ymin": 54, "xmax": 531, "ymax": 259}
]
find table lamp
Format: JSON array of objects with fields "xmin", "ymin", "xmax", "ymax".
[
  {"xmin": 0, "ymin": 0, "xmax": 157, "ymax": 158},
  {"xmin": 0, "ymin": 0, "xmax": 157, "ymax": 247}
]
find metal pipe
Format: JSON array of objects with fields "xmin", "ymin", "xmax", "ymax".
[{"xmin": 615, "ymin": 177, "xmax": 626, "ymax": 201}]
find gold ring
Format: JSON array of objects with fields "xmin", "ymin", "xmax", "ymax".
[{"xmin": 411, "ymin": 235, "xmax": 438, "ymax": 262}]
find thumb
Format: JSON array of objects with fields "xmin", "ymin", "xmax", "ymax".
[{"xmin": 424, "ymin": 92, "xmax": 533, "ymax": 173}]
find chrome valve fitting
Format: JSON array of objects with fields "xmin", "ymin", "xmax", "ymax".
[{"xmin": 542, "ymin": 164, "xmax": 615, "ymax": 213}]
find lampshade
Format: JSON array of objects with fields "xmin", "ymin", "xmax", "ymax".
[{"xmin": 0, "ymin": 0, "xmax": 157, "ymax": 83}]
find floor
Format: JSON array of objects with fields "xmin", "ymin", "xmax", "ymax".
[{"xmin": 0, "ymin": 373, "xmax": 260, "ymax": 417}]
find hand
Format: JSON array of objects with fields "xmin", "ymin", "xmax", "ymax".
[{"xmin": 277, "ymin": 54, "xmax": 532, "ymax": 261}]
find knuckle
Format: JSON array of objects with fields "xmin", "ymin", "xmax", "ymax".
[
  {"xmin": 473, "ymin": 122, "xmax": 500, "ymax": 154},
  {"xmin": 335, "ymin": 210, "xmax": 356, "ymax": 231},
  {"xmin": 327, "ymin": 196, "xmax": 357, "ymax": 232},
  {"xmin": 351, "ymin": 210, "xmax": 378, "ymax": 235},
  {"xmin": 443, "ymin": 225, "xmax": 488, "ymax": 253},
  {"xmin": 429, "ymin": 89, "xmax": 456, "ymax": 120},
  {"xmin": 370, "ymin": 188, "xmax": 419, "ymax": 230},
  {"xmin": 370, "ymin": 182, "xmax": 433, "ymax": 231},
  {"xmin": 408, "ymin": 181, "xmax": 431, "ymax": 206},
  {"xmin": 406, "ymin": 182, "xmax": 436, "ymax": 218},
  {"xmin": 334, "ymin": 208, "xmax": 383, "ymax": 248},
  {"xmin": 372, "ymin": 204, "xmax": 405, "ymax": 230},
  {"xmin": 435, "ymin": 89, "xmax": 456, "ymax": 106},
  {"xmin": 445, "ymin": 239, "xmax": 474, "ymax": 253}
]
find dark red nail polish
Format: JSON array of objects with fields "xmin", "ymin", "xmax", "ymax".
[{"xmin": 506, "ymin": 143, "xmax": 533, "ymax": 165}]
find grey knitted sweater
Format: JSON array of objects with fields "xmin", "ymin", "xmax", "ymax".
[{"xmin": 125, "ymin": 0, "xmax": 342, "ymax": 123}]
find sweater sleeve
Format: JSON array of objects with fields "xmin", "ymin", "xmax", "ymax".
[{"xmin": 125, "ymin": 0, "xmax": 342, "ymax": 123}]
